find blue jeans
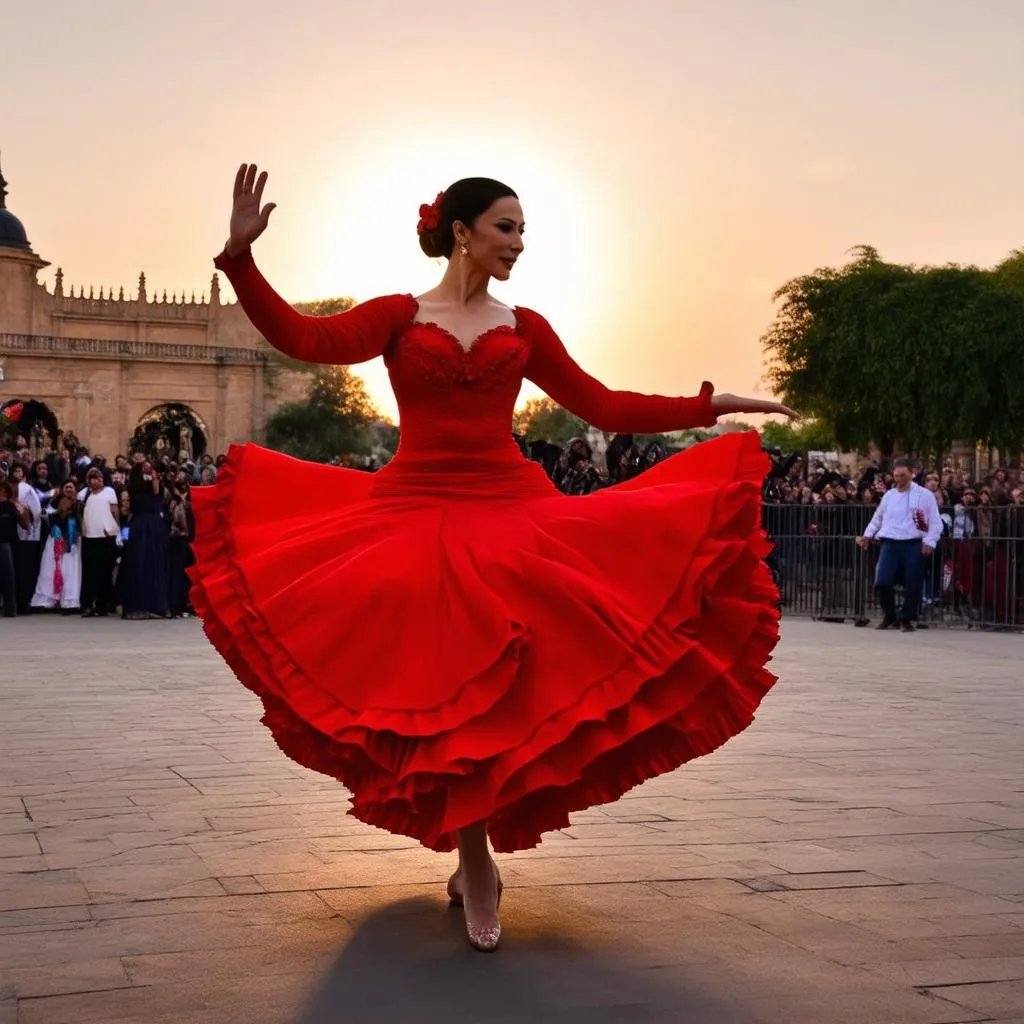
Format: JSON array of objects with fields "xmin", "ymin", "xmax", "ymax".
[{"xmin": 875, "ymin": 538, "xmax": 926, "ymax": 623}]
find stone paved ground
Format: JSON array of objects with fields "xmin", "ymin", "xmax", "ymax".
[{"xmin": 0, "ymin": 617, "xmax": 1021, "ymax": 1024}]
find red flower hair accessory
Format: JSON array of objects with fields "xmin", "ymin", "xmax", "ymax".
[{"xmin": 417, "ymin": 191, "xmax": 445, "ymax": 235}]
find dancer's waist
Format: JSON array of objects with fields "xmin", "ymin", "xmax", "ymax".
[{"xmin": 372, "ymin": 445, "xmax": 555, "ymax": 501}]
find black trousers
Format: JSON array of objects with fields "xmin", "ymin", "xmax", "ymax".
[
  {"xmin": 14, "ymin": 539, "xmax": 41, "ymax": 614},
  {"xmin": 0, "ymin": 543, "xmax": 16, "ymax": 616},
  {"xmin": 81, "ymin": 536, "xmax": 118, "ymax": 614}
]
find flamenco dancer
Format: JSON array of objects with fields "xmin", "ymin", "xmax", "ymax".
[{"xmin": 190, "ymin": 164, "xmax": 795, "ymax": 951}]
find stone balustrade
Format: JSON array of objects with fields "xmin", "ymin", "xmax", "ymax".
[{"xmin": 0, "ymin": 332, "xmax": 267, "ymax": 365}]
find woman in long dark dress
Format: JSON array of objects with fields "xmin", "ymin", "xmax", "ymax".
[
  {"xmin": 120, "ymin": 461, "xmax": 170, "ymax": 620},
  {"xmin": 0, "ymin": 480, "xmax": 30, "ymax": 616}
]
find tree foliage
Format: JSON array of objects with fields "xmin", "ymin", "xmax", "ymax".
[
  {"xmin": 308, "ymin": 365, "xmax": 379, "ymax": 423},
  {"xmin": 994, "ymin": 249, "xmax": 1024, "ymax": 298},
  {"xmin": 264, "ymin": 297, "xmax": 382, "ymax": 462},
  {"xmin": 265, "ymin": 367, "xmax": 380, "ymax": 462},
  {"xmin": 369, "ymin": 421, "xmax": 401, "ymax": 460},
  {"xmin": 762, "ymin": 246, "xmax": 1024, "ymax": 457},
  {"xmin": 759, "ymin": 417, "xmax": 837, "ymax": 452},
  {"xmin": 513, "ymin": 396, "xmax": 588, "ymax": 444}
]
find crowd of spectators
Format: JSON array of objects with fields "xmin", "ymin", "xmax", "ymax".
[
  {"xmin": 520, "ymin": 433, "xmax": 671, "ymax": 494},
  {"xmin": 759, "ymin": 448, "xmax": 1024, "ymax": 628},
  {"xmin": 2, "ymin": 426, "xmax": 1022, "ymax": 628},
  {"xmin": 762, "ymin": 449, "xmax": 1024, "ymax": 513},
  {"xmin": 0, "ymin": 434, "xmax": 214, "ymax": 619}
]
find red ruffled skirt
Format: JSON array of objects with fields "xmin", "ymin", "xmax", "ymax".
[{"xmin": 189, "ymin": 430, "xmax": 779, "ymax": 852}]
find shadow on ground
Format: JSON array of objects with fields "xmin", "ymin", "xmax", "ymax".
[{"xmin": 297, "ymin": 897, "xmax": 750, "ymax": 1024}]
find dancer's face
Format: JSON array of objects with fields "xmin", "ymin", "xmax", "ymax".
[{"xmin": 456, "ymin": 196, "xmax": 525, "ymax": 282}]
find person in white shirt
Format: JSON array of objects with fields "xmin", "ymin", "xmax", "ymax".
[
  {"xmin": 79, "ymin": 467, "xmax": 120, "ymax": 617},
  {"xmin": 8, "ymin": 463, "xmax": 42, "ymax": 615},
  {"xmin": 856, "ymin": 458, "xmax": 942, "ymax": 632}
]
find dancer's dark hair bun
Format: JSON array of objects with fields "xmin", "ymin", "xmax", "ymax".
[
  {"xmin": 418, "ymin": 178, "xmax": 518, "ymax": 259},
  {"xmin": 418, "ymin": 225, "xmax": 448, "ymax": 260}
]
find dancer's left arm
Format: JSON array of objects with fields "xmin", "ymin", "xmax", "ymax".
[{"xmin": 521, "ymin": 309, "xmax": 796, "ymax": 433}]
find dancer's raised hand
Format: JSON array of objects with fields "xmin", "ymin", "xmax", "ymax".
[{"xmin": 225, "ymin": 164, "xmax": 277, "ymax": 257}]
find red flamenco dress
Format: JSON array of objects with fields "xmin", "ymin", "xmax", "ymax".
[{"xmin": 189, "ymin": 248, "xmax": 781, "ymax": 854}]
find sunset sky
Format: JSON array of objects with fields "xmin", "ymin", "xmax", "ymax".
[{"xmin": 5, "ymin": 0, "xmax": 1023, "ymax": 422}]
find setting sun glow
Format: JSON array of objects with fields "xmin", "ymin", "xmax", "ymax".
[{"xmin": 3, "ymin": 0, "xmax": 1021, "ymax": 427}]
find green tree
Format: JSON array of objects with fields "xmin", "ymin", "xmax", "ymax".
[
  {"xmin": 513, "ymin": 396, "xmax": 588, "ymax": 444},
  {"xmin": 369, "ymin": 420, "xmax": 400, "ymax": 461},
  {"xmin": 993, "ymin": 249, "xmax": 1024, "ymax": 298},
  {"xmin": 308, "ymin": 365, "xmax": 379, "ymax": 423},
  {"xmin": 762, "ymin": 246, "xmax": 1024, "ymax": 457},
  {"xmin": 264, "ymin": 297, "xmax": 382, "ymax": 461},
  {"xmin": 759, "ymin": 418, "xmax": 837, "ymax": 451},
  {"xmin": 264, "ymin": 399, "xmax": 370, "ymax": 462},
  {"xmin": 265, "ymin": 367, "xmax": 379, "ymax": 462}
]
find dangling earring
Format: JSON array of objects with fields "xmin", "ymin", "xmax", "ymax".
[{"xmin": 459, "ymin": 244, "xmax": 469, "ymax": 258}]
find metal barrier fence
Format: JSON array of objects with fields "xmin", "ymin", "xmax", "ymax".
[{"xmin": 762, "ymin": 503, "xmax": 1024, "ymax": 631}]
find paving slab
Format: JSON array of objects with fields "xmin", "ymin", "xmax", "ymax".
[{"xmin": 0, "ymin": 615, "xmax": 1021, "ymax": 1023}]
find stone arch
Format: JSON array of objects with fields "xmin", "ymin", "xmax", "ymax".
[
  {"xmin": 129, "ymin": 402, "xmax": 209, "ymax": 461},
  {"xmin": 0, "ymin": 397, "xmax": 61, "ymax": 457}
]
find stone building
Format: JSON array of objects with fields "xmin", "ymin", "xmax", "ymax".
[{"xmin": 0, "ymin": 158, "xmax": 308, "ymax": 460}]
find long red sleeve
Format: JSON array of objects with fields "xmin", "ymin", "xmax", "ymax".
[
  {"xmin": 213, "ymin": 248, "xmax": 413, "ymax": 365},
  {"xmin": 519, "ymin": 308, "xmax": 717, "ymax": 433}
]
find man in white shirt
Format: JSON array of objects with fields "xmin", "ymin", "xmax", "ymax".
[
  {"xmin": 856, "ymin": 458, "xmax": 942, "ymax": 632},
  {"xmin": 79, "ymin": 467, "xmax": 120, "ymax": 617}
]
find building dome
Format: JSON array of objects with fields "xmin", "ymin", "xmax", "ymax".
[
  {"xmin": 0, "ymin": 209, "xmax": 30, "ymax": 250},
  {"xmin": 0, "ymin": 157, "xmax": 32, "ymax": 251}
]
